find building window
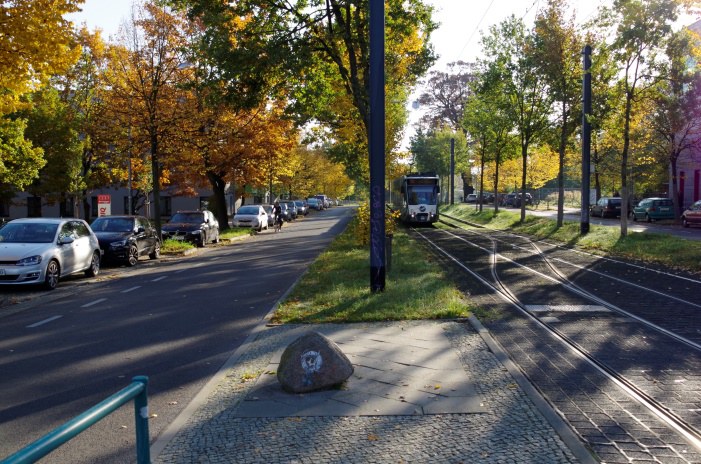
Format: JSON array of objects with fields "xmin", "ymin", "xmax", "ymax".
[
  {"xmin": 59, "ymin": 197, "xmax": 75, "ymax": 217},
  {"xmin": 27, "ymin": 196, "xmax": 41, "ymax": 217}
]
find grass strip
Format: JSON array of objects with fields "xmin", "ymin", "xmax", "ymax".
[
  {"xmin": 272, "ymin": 221, "xmax": 471, "ymax": 323},
  {"xmin": 441, "ymin": 204, "xmax": 701, "ymax": 274}
]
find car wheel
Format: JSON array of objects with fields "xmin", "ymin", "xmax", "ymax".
[
  {"xmin": 127, "ymin": 245, "xmax": 139, "ymax": 266},
  {"xmin": 646, "ymin": 214, "xmax": 652, "ymax": 223},
  {"xmin": 43, "ymin": 259, "xmax": 60, "ymax": 290},
  {"xmin": 632, "ymin": 212, "xmax": 637, "ymax": 222},
  {"xmin": 149, "ymin": 241, "xmax": 161, "ymax": 259},
  {"xmin": 85, "ymin": 251, "xmax": 100, "ymax": 277},
  {"xmin": 198, "ymin": 233, "xmax": 206, "ymax": 247},
  {"xmin": 683, "ymin": 216, "xmax": 689, "ymax": 228}
]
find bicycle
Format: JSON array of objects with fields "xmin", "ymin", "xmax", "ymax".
[{"xmin": 273, "ymin": 215, "xmax": 283, "ymax": 233}]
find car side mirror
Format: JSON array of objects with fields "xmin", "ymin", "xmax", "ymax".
[{"xmin": 58, "ymin": 236, "xmax": 75, "ymax": 245}]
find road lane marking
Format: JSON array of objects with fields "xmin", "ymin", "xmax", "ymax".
[
  {"xmin": 122, "ymin": 286, "xmax": 141, "ymax": 293},
  {"xmin": 81, "ymin": 298, "xmax": 107, "ymax": 308},
  {"xmin": 151, "ymin": 276, "xmax": 167, "ymax": 282},
  {"xmin": 27, "ymin": 315, "xmax": 63, "ymax": 328}
]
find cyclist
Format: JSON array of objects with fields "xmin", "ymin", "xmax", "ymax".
[{"xmin": 272, "ymin": 200, "xmax": 283, "ymax": 231}]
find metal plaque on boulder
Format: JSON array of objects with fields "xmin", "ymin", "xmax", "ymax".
[{"xmin": 277, "ymin": 331, "xmax": 354, "ymax": 393}]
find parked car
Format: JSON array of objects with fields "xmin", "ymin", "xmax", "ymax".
[
  {"xmin": 262, "ymin": 205, "xmax": 276, "ymax": 227},
  {"xmin": 632, "ymin": 197, "xmax": 674, "ymax": 222},
  {"xmin": 161, "ymin": 210, "xmax": 219, "ymax": 247},
  {"xmin": 681, "ymin": 199, "xmax": 701, "ymax": 228},
  {"xmin": 307, "ymin": 197, "xmax": 323, "ymax": 211},
  {"xmin": 232, "ymin": 205, "xmax": 269, "ymax": 232},
  {"xmin": 278, "ymin": 202, "xmax": 293, "ymax": 221},
  {"xmin": 502, "ymin": 192, "xmax": 532, "ymax": 207},
  {"xmin": 281, "ymin": 200, "xmax": 298, "ymax": 220},
  {"xmin": 0, "ymin": 218, "xmax": 101, "ymax": 290},
  {"xmin": 90, "ymin": 215, "xmax": 160, "ymax": 266},
  {"xmin": 590, "ymin": 197, "xmax": 622, "ymax": 218},
  {"xmin": 465, "ymin": 193, "xmax": 478, "ymax": 203},
  {"xmin": 294, "ymin": 200, "xmax": 309, "ymax": 216}
]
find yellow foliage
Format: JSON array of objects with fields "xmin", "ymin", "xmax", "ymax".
[
  {"xmin": 0, "ymin": 0, "xmax": 82, "ymax": 115},
  {"xmin": 353, "ymin": 203, "xmax": 400, "ymax": 245}
]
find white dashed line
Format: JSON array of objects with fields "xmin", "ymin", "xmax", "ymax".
[
  {"xmin": 151, "ymin": 276, "xmax": 167, "ymax": 282},
  {"xmin": 27, "ymin": 315, "xmax": 63, "ymax": 328},
  {"xmin": 122, "ymin": 286, "xmax": 141, "ymax": 293},
  {"xmin": 81, "ymin": 298, "xmax": 107, "ymax": 308}
]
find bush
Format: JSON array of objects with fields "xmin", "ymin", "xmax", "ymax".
[{"xmin": 352, "ymin": 202, "xmax": 400, "ymax": 245}]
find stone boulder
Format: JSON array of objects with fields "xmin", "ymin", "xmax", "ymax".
[{"xmin": 277, "ymin": 331, "xmax": 354, "ymax": 393}]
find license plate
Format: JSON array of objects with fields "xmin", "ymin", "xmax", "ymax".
[{"xmin": 659, "ymin": 207, "xmax": 670, "ymax": 211}]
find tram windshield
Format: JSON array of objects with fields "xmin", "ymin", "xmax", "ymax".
[{"xmin": 408, "ymin": 186, "xmax": 437, "ymax": 205}]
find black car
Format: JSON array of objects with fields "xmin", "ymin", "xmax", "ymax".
[
  {"xmin": 590, "ymin": 197, "xmax": 622, "ymax": 218},
  {"xmin": 161, "ymin": 210, "xmax": 220, "ymax": 247},
  {"xmin": 90, "ymin": 215, "xmax": 160, "ymax": 266}
]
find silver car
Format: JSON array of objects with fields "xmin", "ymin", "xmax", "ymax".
[
  {"xmin": 232, "ymin": 205, "xmax": 269, "ymax": 232},
  {"xmin": 0, "ymin": 218, "xmax": 101, "ymax": 290}
]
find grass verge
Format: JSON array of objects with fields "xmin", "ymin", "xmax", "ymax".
[
  {"xmin": 271, "ymin": 221, "xmax": 471, "ymax": 323},
  {"xmin": 441, "ymin": 204, "xmax": 701, "ymax": 274}
]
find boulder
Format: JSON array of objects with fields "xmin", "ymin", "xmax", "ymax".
[{"xmin": 277, "ymin": 331, "xmax": 354, "ymax": 393}]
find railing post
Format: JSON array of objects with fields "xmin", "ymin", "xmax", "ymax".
[{"xmin": 132, "ymin": 376, "xmax": 151, "ymax": 464}]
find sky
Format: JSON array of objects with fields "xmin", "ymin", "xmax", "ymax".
[{"xmin": 67, "ymin": 0, "xmax": 608, "ymax": 66}]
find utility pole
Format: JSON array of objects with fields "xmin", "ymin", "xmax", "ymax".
[
  {"xmin": 450, "ymin": 138, "xmax": 455, "ymax": 205},
  {"xmin": 369, "ymin": 0, "xmax": 385, "ymax": 292},
  {"xmin": 581, "ymin": 45, "xmax": 592, "ymax": 235}
]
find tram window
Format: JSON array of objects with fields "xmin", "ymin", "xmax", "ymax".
[{"xmin": 408, "ymin": 187, "xmax": 436, "ymax": 205}]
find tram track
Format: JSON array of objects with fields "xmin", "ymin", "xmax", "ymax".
[{"xmin": 409, "ymin": 214, "xmax": 701, "ymax": 462}]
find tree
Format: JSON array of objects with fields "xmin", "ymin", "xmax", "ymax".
[
  {"xmin": 417, "ymin": 61, "xmax": 475, "ymax": 132},
  {"xmin": 645, "ymin": 27, "xmax": 701, "ymax": 218},
  {"xmin": 481, "ymin": 15, "xmax": 552, "ymax": 222},
  {"xmin": 167, "ymin": 0, "xmax": 437, "ymax": 183},
  {"xmin": 533, "ymin": 0, "xmax": 583, "ymax": 227},
  {"xmin": 597, "ymin": 0, "xmax": 690, "ymax": 236},
  {"xmin": 105, "ymin": 2, "xmax": 192, "ymax": 234},
  {"xmin": 0, "ymin": 0, "xmax": 82, "ymax": 189}
]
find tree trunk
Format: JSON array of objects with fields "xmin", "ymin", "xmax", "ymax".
[
  {"xmin": 207, "ymin": 170, "xmax": 229, "ymax": 230},
  {"xmin": 557, "ymin": 107, "xmax": 568, "ymax": 228}
]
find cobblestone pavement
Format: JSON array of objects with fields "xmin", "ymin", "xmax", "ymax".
[{"xmin": 153, "ymin": 321, "xmax": 592, "ymax": 463}]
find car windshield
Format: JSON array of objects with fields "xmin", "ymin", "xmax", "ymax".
[
  {"xmin": 609, "ymin": 199, "xmax": 621, "ymax": 206},
  {"xmin": 295, "ymin": 201, "xmax": 304, "ymax": 206},
  {"xmin": 237, "ymin": 206, "xmax": 259, "ymax": 215},
  {"xmin": 91, "ymin": 217, "xmax": 134, "ymax": 232},
  {"xmin": 655, "ymin": 199, "xmax": 672, "ymax": 206},
  {"xmin": 0, "ymin": 223, "xmax": 58, "ymax": 243},
  {"xmin": 169, "ymin": 213, "xmax": 204, "ymax": 223}
]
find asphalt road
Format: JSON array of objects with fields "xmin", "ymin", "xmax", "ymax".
[{"xmin": 0, "ymin": 206, "xmax": 355, "ymax": 463}]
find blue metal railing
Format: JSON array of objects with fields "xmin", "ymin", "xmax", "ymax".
[{"xmin": 1, "ymin": 376, "xmax": 150, "ymax": 464}]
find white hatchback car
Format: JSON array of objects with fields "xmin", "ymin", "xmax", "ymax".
[
  {"xmin": 0, "ymin": 218, "xmax": 101, "ymax": 290},
  {"xmin": 232, "ymin": 205, "xmax": 269, "ymax": 232}
]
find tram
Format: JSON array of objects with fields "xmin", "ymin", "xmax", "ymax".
[{"xmin": 390, "ymin": 172, "xmax": 440, "ymax": 225}]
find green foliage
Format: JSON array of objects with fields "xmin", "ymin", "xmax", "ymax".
[{"xmin": 0, "ymin": 118, "xmax": 45, "ymax": 190}]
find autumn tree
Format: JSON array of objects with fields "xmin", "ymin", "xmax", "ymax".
[
  {"xmin": 533, "ymin": 0, "xmax": 583, "ymax": 227},
  {"xmin": 167, "ymin": 0, "xmax": 437, "ymax": 183},
  {"xmin": 105, "ymin": 2, "xmax": 192, "ymax": 233},
  {"xmin": 596, "ymin": 0, "xmax": 692, "ymax": 236},
  {"xmin": 0, "ymin": 0, "xmax": 82, "ymax": 190}
]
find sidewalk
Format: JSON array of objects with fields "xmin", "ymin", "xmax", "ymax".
[{"xmin": 152, "ymin": 319, "xmax": 595, "ymax": 463}]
